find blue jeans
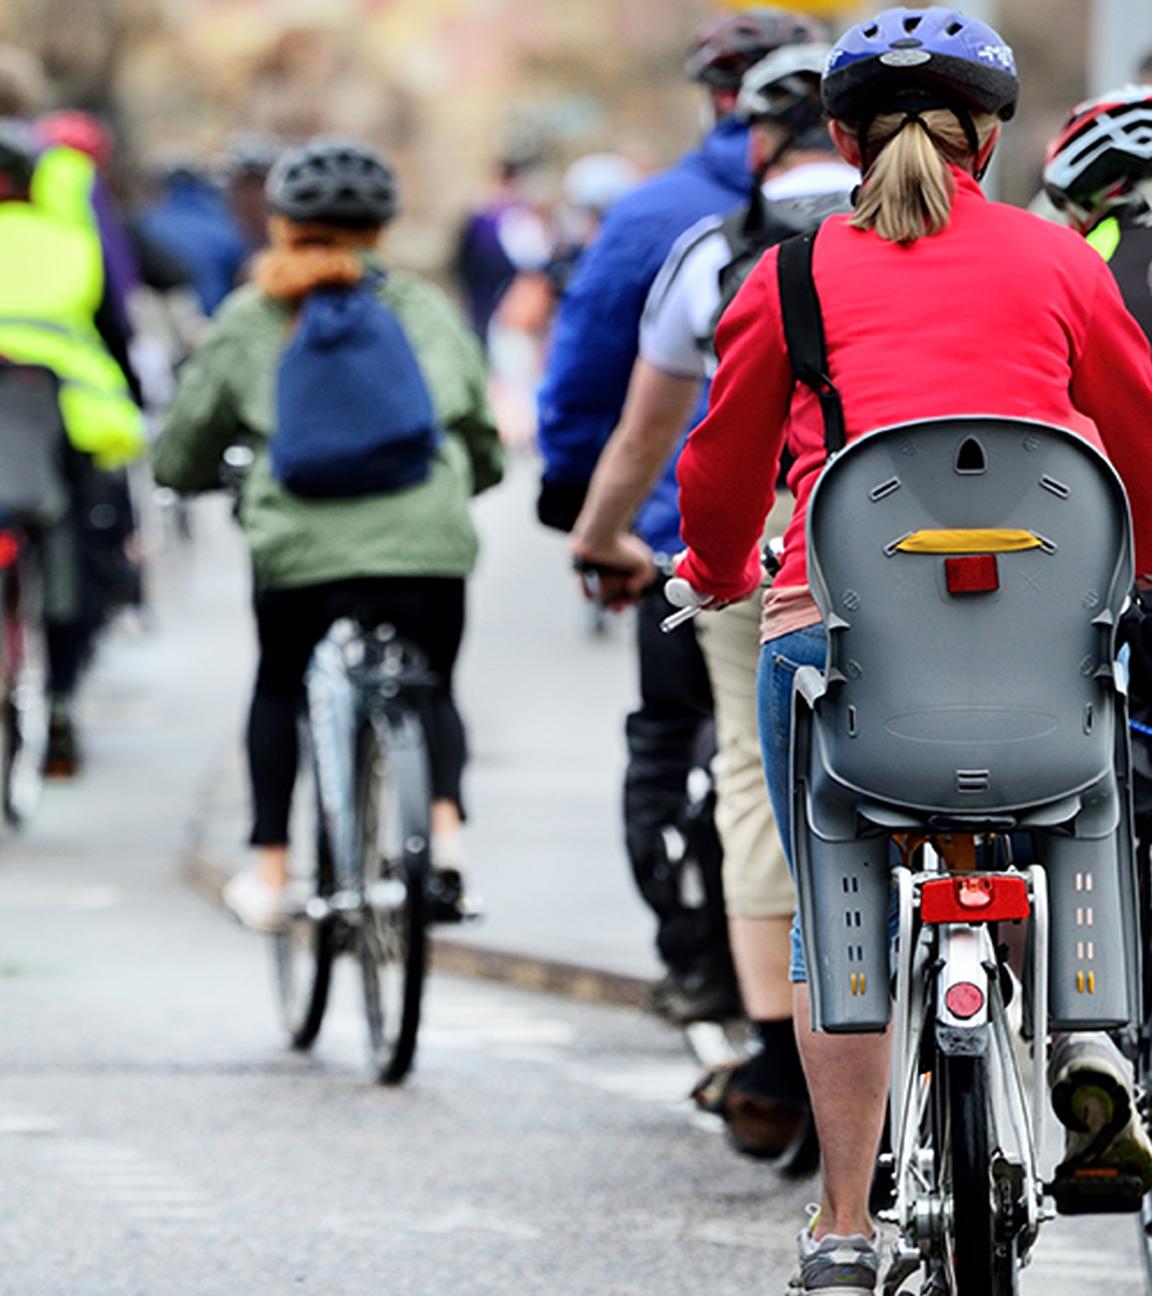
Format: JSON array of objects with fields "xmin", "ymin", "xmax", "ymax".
[{"xmin": 757, "ymin": 624, "xmax": 828, "ymax": 982}]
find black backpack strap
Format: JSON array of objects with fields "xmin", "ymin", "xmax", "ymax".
[{"xmin": 776, "ymin": 230, "xmax": 846, "ymax": 457}]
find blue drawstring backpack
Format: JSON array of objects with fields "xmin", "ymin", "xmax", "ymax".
[{"xmin": 271, "ymin": 273, "xmax": 441, "ymax": 498}]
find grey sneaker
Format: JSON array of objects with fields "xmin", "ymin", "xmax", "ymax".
[
  {"xmin": 788, "ymin": 1212, "xmax": 880, "ymax": 1294},
  {"xmin": 1049, "ymin": 1033, "xmax": 1152, "ymax": 1187}
]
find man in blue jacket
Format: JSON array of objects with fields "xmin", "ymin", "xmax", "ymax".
[{"xmin": 537, "ymin": 8, "xmax": 825, "ymax": 1023}]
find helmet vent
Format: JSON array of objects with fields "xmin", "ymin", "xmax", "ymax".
[
  {"xmin": 955, "ymin": 437, "xmax": 987, "ymax": 475},
  {"xmin": 903, "ymin": 14, "xmax": 923, "ymax": 33},
  {"xmin": 946, "ymin": 20, "xmax": 964, "ymax": 35},
  {"xmin": 864, "ymin": 23, "xmax": 880, "ymax": 38}
]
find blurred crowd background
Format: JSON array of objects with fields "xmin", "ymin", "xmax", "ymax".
[{"xmin": 0, "ymin": 0, "xmax": 1150, "ymax": 283}]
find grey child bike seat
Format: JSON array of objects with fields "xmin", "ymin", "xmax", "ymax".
[
  {"xmin": 803, "ymin": 415, "xmax": 1132, "ymax": 820},
  {"xmin": 791, "ymin": 417, "xmax": 1138, "ymax": 1032}
]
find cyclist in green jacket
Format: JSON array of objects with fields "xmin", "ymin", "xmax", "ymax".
[{"xmin": 153, "ymin": 138, "xmax": 503, "ymax": 931}]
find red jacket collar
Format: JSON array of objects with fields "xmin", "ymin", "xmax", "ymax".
[{"xmin": 950, "ymin": 166, "xmax": 987, "ymax": 200}]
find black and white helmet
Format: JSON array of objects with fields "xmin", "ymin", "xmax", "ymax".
[
  {"xmin": 1044, "ymin": 85, "xmax": 1152, "ymax": 219},
  {"xmin": 265, "ymin": 137, "xmax": 399, "ymax": 227},
  {"xmin": 737, "ymin": 43, "xmax": 831, "ymax": 147}
]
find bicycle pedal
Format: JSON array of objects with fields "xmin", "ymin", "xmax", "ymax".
[{"xmin": 1048, "ymin": 1168, "xmax": 1148, "ymax": 1215}]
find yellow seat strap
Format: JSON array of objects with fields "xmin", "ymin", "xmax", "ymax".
[{"xmin": 894, "ymin": 529, "xmax": 1043, "ymax": 555}]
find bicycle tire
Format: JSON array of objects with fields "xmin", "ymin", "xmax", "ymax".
[
  {"xmin": 1134, "ymin": 828, "xmax": 1152, "ymax": 1288},
  {"xmin": 940, "ymin": 1052, "xmax": 1018, "ymax": 1296},
  {"xmin": 272, "ymin": 748, "xmax": 336, "ymax": 1049},
  {"xmin": 0, "ymin": 558, "xmax": 46, "ymax": 827},
  {"xmin": 0, "ymin": 675, "xmax": 17, "ymax": 826},
  {"xmin": 355, "ymin": 713, "xmax": 428, "ymax": 1085}
]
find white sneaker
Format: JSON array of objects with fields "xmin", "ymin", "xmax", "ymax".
[
  {"xmin": 222, "ymin": 867, "xmax": 294, "ymax": 933},
  {"xmin": 788, "ymin": 1207, "xmax": 880, "ymax": 1294}
]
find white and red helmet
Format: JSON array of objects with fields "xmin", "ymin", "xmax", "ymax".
[{"xmin": 1044, "ymin": 84, "xmax": 1152, "ymax": 225}]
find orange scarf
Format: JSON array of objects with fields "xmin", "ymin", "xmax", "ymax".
[{"xmin": 251, "ymin": 215, "xmax": 381, "ymax": 302}]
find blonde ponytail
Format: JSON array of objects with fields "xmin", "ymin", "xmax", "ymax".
[{"xmin": 848, "ymin": 108, "xmax": 998, "ymax": 245}]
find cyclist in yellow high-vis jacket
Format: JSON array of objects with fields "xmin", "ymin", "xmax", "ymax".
[
  {"xmin": 0, "ymin": 119, "xmax": 145, "ymax": 775},
  {"xmin": 0, "ymin": 134, "xmax": 144, "ymax": 468}
]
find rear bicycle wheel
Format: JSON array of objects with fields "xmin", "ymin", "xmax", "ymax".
[
  {"xmin": 0, "ymin": 588, "xmax": 17, "ymax": 826},
  {"xmin": 939, "ymin": 1052, "xmax": 1018, "ymax": 1296},
  {"xmin": 355, "ymin": 712, "xmax": 428, "ymax": 1085},
  {"xmin": 1, "ymin": 557, "xmax": 47, "ymax": 825},
  {"xmin": 272, "ymin": 740, "xmax": 336, "ymax": 1049}
]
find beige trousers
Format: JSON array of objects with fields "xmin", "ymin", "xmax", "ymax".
[{"xmin": 693, "ymin": 496, "xmax": 795, "ymax": 919}]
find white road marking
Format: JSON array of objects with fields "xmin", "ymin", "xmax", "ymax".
[
  {"xmin": 25, "ymin": 1134, "xmax": 221, "ymax": 1228},
  {"xmin": 0, "ymin": 1114, "xmax": 66, "ymax": 1135},
  {"xmin": 0, "ymin": 883, "xmax": 123, "ymax": 910},
  {"xmin": 320, "ymin": 1204, "xmax": 543, "ymax": 1241},
  {"xmin": 565, "ymin": 1061, "xmax": 697, "ymax": 1104}
]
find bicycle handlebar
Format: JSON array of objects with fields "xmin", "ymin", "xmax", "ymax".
[{"xmin": 660, "ymin": 577, "xmax": 713, "ymax": 634}]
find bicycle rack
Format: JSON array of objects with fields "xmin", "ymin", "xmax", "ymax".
[{"xmin": 884, "ymin": 850, "xmax": 1048, "ymax": 1292}]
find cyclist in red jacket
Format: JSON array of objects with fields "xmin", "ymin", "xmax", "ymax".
[{"xmin": 657, "ymin": 8, "xmax": 1152, "ymax": 1293}]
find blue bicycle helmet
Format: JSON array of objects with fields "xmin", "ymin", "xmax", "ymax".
[{"xmin": 822, "ymin": 7, "xmax": 1018, "ymax": 124}]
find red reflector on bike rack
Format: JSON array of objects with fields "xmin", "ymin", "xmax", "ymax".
[
  {"xmin": 945, "ymin": 554, "xmax": 999, "ymax": 594},
  {"xmin": 945, "ymin": 981, "xmax": 985, "ymax": 1020},
  {"xmin": 920, "ymin": 875, "xmax": 1030, "ymax": 924},
  {"xmin": 0, "ymin": 532, "xmax": 18, "ymax": 569}
]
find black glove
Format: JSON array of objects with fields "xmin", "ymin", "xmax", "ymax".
[{"xmin": 536, "ymin": 478, "xmax": 589, "ymax": 533}]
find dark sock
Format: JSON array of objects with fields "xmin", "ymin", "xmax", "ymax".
[{"xmin": 731, "ymin": 1019, "xmax": 809, "ymax": 1106}]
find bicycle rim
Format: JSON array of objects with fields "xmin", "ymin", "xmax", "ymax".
[
  {"xmin": 939, "ymin": 1052, "xmax": 1017, "ymax": 1296},
  {"xmin": 272, "ymin": 749, "xmax": 335, "ymax": 1048},
  {"xmin": 356, "ymin": 720, "xmax": 428, "ymax": 1085}
]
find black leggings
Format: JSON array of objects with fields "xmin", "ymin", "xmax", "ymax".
[{"xmin": 247, "ymin": 576, "xmax": 467, "ymax": 847}]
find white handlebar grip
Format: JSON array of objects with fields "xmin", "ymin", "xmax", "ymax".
[{"xmin": 664, "ymin": 577, "xmax": 711, "ymax": 610}]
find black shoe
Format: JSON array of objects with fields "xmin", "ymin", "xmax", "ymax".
[
  {"xmin": 43, "ymin": 715, "xmax": 80, "ymax": 780},
  {"xmin": 648, "ymin": 967, "xmax": 743, "ymax": 1025},
  {"xmin": 424, "ymin": 867, "xmax": 482, "ymax": 925},
  {"xmin": 691, "ymin": 1058, "xmax": 810, "ymax": 1160}
]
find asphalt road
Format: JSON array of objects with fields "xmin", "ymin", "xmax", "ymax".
[{"xmin": 0, "ymin": 484, "xmax": 1147, "ymax": 1294}]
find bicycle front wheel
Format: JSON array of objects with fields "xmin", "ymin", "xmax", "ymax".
[
  {"xmin": 939, "ymin": 1052, "xmax": 1018, "ymax": 1296},
  {"xmin": 355, "ymin": 714, "xmax": 429, "ymax": 1085},
  {"xmin": 1134, "ymin": 829, "xmax": 1152, "ymax": 1288}
]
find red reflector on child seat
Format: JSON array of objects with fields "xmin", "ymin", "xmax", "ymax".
[
  {"xmin": 945, "ymin": 981, "xmax": 986, "ymax": 1020},
  {"xmin": 920, "ymin": 874, "xmax": 1030, "ymax": 924},
  {"xmin": 945, "ymin": 554, "xmax": 999, "ymax": 594},
  {"xmin": 0, "ymin": 532, "xmax": 19, "ymax": 569}
]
